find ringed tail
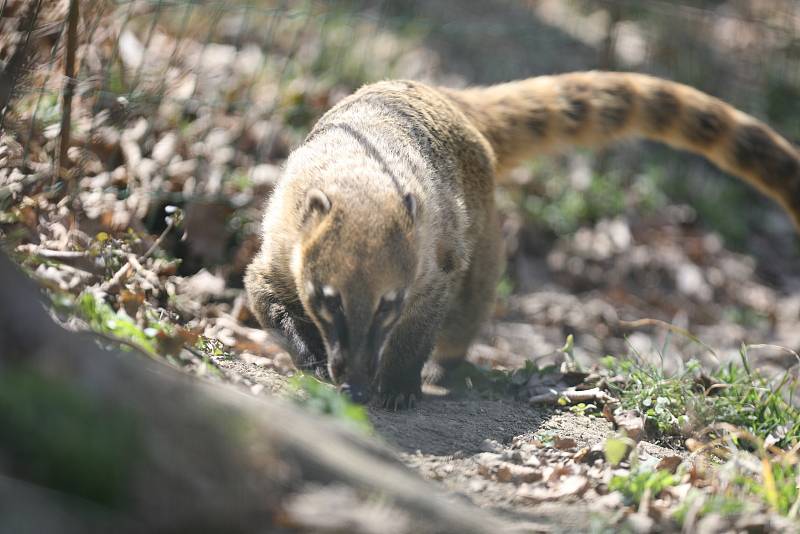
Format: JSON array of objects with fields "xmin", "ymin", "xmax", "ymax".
[{"xmin": 444, "ymin": 71, "xmax": 800, "ymax": 231}]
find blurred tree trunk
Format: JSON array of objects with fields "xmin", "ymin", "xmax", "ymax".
[{"xmin": 0, "ymin": 252, "xmax": 511, "ymax": 534}]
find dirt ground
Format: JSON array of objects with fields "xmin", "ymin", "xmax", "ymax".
[
  {"xmin": 206, "ymin": 199, "xmax": 799, "ymax": 530},
  {"xmin": 213, "ymin": 352, "xmax": 686, "ymax": 531}
]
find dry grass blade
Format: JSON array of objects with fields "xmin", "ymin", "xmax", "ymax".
[
  {"xmin": 745, "ymin": 344, "xmax": 800, "ymax": 367},
  {"xmin": 620, "ymin": 318, "xmax": 720, "ymax": 361}
]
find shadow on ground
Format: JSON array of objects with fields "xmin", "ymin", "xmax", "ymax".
[{"xmin": 368, "ymin": 392, "xmax": 546, "ymax": 456}]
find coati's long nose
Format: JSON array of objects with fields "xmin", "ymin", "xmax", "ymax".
[{"xmin": 328, "ymin": 342, "xmax": 375, "ymax": 404}]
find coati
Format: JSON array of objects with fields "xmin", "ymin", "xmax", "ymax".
[{"xmin": 245, "ymin": 71, "xmax": 800, "ymax": 408}]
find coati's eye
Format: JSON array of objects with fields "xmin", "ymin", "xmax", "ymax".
[
  {"xmin": 376, "ymin": 290, "xmax": 404, "ymax": 325},
  {"xmin": 316, "ymin": 285, "xmax": 343, "ymax": 323}
]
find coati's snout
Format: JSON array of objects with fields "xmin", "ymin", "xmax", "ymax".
[
  {"xmin": 303, "ymin": 281, "xmax": 406, "ymax": 402},
  {"xmin": 293, "ymin": 187, "xmax": 418, "ymax": 403}
]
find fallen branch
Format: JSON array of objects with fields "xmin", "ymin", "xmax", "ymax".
[{"xmin": 141, "ymin": 213, "xmax": 177, "ymax": 260}]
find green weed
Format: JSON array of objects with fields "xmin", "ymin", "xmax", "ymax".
[
  {"xmin": 289, "ymin": 374, "xmax": 372, "ymax": 433},
  {"xmin": 673, "ymin": 492, "xmax": 749, "ymax": 524},
  {"xmin": 672, "ymin": 456, "xmax": 799, "ymax": 524},
  {"xmin": 741, "ymin": 457, "xmax": 800, "ymax": 516},
  {"xmin": 602, "ymin": 348, "xmax": 800, "ymax": 449},
  {"xmin": 569, "ymin": 402, "xmax": 598, "ymax": 417},
  {"xmin": 76, "ymin": 292, "xmax": 182, "ymax": 358},
  {"xmin": 609, "ymin": 465, "xmax": 678, "ymax": 505},
  {"xmin": 77, "ymin": 292, "xmax": 158, "ymax": 355}
]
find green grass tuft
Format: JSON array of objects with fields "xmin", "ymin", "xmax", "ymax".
[
  {"xmin": 603, "ymin": 348, "xmax": 800, "ymax": 449},
  {"xmin": 289, "ymin": 374, "xmax": 372, "ymax": 433},
  {"xmin": 609, "ymin": 464, "xmax": 678, "ymax": 505}
]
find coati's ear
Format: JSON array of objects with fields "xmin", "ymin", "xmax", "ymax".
[
  {"xmin": 303, "ymin": 188, "xmax": 331, "ymax": 222},
  {"xmin": 403, "ymin": 192, "xmax": 418, "ymax": 223}
]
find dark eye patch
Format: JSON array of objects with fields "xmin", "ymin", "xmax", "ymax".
[
  {"xmin": 377, "ymin": 296, "xmax": 395, "ymax": 315},
  {"xmin": 309, "ymin": 284, "xmax": 343, "ymax": 324},
  {"xmin": 308, "ymin": 284, "xmax": 349, "ymax": 351},
  {"xmin": 322, "ymin": 292, "xmax": 343, "ymax": 316},
  {"xmin": 376, "ymin": 290, "xmax": 405, "ymax": 325}
]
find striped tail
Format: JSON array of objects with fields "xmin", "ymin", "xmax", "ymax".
[{"xmin": 445, "ymin": 71, "xmax": 800, "ymax": 231}]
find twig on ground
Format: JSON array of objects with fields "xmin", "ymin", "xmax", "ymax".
[
  {"xmin": 126, "ymin": 253, "xmax": 161, "ymax": 287},
  {"xmin": 142, "ymin": 215, "xmax": 176, "ymax": 260},
  {"xmin": 528, "ymin": 387, "xmax": 615, "ymax": 405},
  {"xmin": 15, "ymin": 245, "xmax": 90, "ymax": 260},
  {"xmin": 100, "ymin": 261, "xmax": 133, "ymax": 293},
  {"xmin": 100, "ymin": 216, "xmax": 177, "ymax": 292}
]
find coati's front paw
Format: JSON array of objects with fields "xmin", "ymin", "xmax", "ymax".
[{"xmin": 377, "ymin": 375, "xmax": 422, "ymax": 411}]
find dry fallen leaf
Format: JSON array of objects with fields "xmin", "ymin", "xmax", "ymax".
[
  {"xmin": 495, "ymin": 463, "xmax": 542, "ymax": 484},
  {"xmin": 614, "ymin": 410, "xmax": 645, "ymax": 442},
  {"xmin": 656, "ymin": 455, "xmax": 683, "ymax": 474},
  {"xmin": 516, "ymin": 474, "xmax": 590, "ymax": 502},
  {"xmin": 554, "ymin": 437, "xmax": 577, "ymax": 450}
]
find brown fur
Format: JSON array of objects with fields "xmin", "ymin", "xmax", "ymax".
[
  {"xmin": 245, "ymin": 72, "xmax": 800, "ymax": 408},
  {"xmin": 447, "ymin": 72, "xmax": 800, "ymax": 227}
]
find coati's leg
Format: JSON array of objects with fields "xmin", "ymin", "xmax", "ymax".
[
  {"xmin": 244, "ymin": 265, "xmax": 329, "ymax": 377},
  {"xmin": 376, "ymin": 281, "xmax": 450, "ymax": 410},
  {"xmin": 266, "ymin": 301, "xmax": 329, "ymax": 378},
  {"xmin": 432, "ymin": 209, "xmax": 504, "ymax": 370}
]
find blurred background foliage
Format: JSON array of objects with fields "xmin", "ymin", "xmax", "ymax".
[
  {"xmin": 2, "ymin": 0, "xmax": 799, "ymax": 373},
  {"xmin": 5, "ymin": 0, "xmax": 800, "ymax": 260}
]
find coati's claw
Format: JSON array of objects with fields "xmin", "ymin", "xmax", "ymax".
[{"xmin": 380, "ymin": 392, "xmax": 418, "ymax": 411}]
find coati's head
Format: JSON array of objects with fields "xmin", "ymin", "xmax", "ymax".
[{"xmin": 292, "ymin": 187, "xmax": 419, "ymax": 402}]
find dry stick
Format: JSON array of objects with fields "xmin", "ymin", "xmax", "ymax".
[
  {"xmin": 99, "ymin": 261, "xmax": 133, "ymax": 293},
  {"xmin": 126, "ymin": 253, "xmax": 161, "ymax": 288},
  {"xmin": 140, "ymin": 216, "xmax": 176, "ymax": 261},
  {"xmin": 55, "ymin": 0, "xmax": 79, "ymax": 186},
  {"xmin": 528, "ymin": 387, "xmax": 615, "ymax": 405},
  {"xmin": 100, "ymin": 216, "xmax": 176, "ymax": 292},
  {"xmin": 15, "ymin": 245, "xmax": 90, "ymax": 260},
  {"xmin": 31, "ymin": 261, "xmax": 94, "ymax": 283}
]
